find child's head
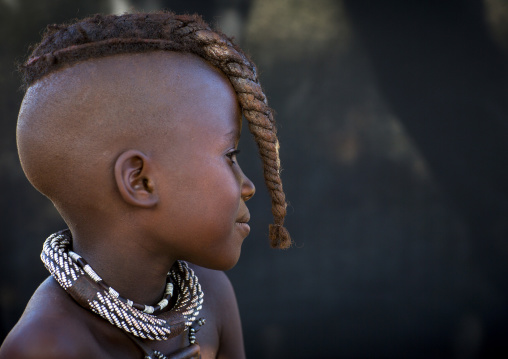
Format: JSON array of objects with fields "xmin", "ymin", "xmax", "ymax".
[{"xmin": 17, "ymin": 12, "xmax": 291, "ymax": 255}]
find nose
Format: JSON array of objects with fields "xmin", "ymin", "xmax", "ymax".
[{"xmin": 241, "ymin": 172, "xmax": 255, "ymax": 201}]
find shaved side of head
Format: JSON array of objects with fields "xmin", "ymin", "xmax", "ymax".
[{"xmin": 17, "ymin": 52, "xmax": 225, "ymax": 222}]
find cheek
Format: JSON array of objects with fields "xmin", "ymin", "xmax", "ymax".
[
  {"xmin": 199, "ymin": 166, "xmax": 241, "ymax": 218},
  {"xmin": 162, "ymin": 162, "xmax": 241, "ymax": 227}
]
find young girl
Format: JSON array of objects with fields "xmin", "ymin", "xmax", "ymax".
[{"xmin": 0, "ymin": 12, "xmax": 290, "ymax": 359}]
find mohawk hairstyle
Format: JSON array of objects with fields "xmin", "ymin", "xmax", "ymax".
[{"xmin": 20, "ymin": 12, "xmax": 291, "ymax": 249}]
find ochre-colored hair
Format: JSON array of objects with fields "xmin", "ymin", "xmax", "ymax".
[{"xmin": 20, "ymin": 12, "xmax": 291, "ymax": 249}]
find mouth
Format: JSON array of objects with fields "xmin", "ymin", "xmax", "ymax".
[
  {"xmin": 235, "ymin": 213, "xmax": 250, "ymax": 224},
  {"xmin": 235, "ymin": 213, "xmax": 251, "ymax": 235},
  {"xmin": 235, "ymin": 218, "xmax": 250, "ymax": 224}
]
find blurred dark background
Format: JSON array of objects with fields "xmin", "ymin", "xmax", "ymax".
[{"xmin": 1, "ymin": 0, "xmax": 507, "ymax": 358}]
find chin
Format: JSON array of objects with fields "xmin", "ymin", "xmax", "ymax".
[
  {"xmin": 213, "ymin": 250, "xmax": 242, "ymax": 271},
  {"xmin": 192, "ymin": 247, "xmax": 242, "ymax": 272},
  {"xmin": 218, "ymin": 257, "xmax": 241, "ymax": 271}
]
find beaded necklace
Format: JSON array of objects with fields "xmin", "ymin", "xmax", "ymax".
[
  {"xmin": 68, "ymin": 250, "xmax": 174, "ymax": 315},
  {"xmin": 41, "ymin": 230, "xmax": 205, "ymax": 345}
]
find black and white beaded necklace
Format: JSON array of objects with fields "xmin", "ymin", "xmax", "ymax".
[{"xmin": 41, "ymin": 230, "xmax": 205, "ymax": 345}]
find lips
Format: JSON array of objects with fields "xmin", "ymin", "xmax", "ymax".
[
  {"xmin": 235, "ymin": 213, "xmax": 250, "ymax": 224},
  {"xmin": 235, "ymin": 212, "xmax": 251, "ymax": 236}
]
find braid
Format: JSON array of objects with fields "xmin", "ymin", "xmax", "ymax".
[{"xmin": 21, "ymin": 12, "xmax": 291, "ymax": 249}]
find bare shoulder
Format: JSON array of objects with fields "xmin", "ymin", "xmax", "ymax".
[
  {"xmin": 188, "ymin": 264, "xmax": 246, "ymax": 359},
  {"xmin": 0, "ymin": 277, "xmax": 104, "ymax": 359}
]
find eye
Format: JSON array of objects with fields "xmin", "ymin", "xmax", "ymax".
[{"xmin": 226, "ymin": 149, "xmax": 241, "ymax": 164}]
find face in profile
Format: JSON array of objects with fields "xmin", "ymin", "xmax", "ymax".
[{"xmin": 139, "ymin": 52, "xmax": 256, "ymax": 270}]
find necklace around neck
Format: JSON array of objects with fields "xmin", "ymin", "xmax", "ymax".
[
  {"xmin": 68, "ymin": 250, "xmax": 174, "ymax": 315},
  {"xmin": 41, "ymin": 229, "xmax": 205, "ymax": 341}
]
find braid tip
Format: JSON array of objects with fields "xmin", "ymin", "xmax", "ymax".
[{"xmin": 269, "ymin": 224, "xmax": 292, "ymax": 249}]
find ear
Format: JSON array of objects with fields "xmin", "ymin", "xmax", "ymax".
[{"xmin": 114, "ymin": 149, "xmax": 158, "ymax": 208}]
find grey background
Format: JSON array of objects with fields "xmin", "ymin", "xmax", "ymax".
[{"xmin": 1, "ymin": 0, "xmax": 507, "ymax": 358}]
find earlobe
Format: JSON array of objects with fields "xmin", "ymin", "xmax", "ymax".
[{"xmin": 114, "ymin": 150, "xmax": 158, "ymax": 208}]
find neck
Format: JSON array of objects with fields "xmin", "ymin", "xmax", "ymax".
[{"xmin": 70, "ymin": 224, "xmax": 176, "ymax": 306}]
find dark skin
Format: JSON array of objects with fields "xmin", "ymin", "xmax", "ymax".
[{"xmin": 1, "ymin": 52, "xmax": 255, "ymax": 358}]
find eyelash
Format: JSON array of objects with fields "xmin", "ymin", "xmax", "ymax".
[{"xmin": 226, "ymin": 149, "xmax": 241, "ymax": 164}]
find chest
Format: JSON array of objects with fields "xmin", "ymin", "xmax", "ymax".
[{"xmin": 95, "ymin": 319, "xmax": 219, "ymax": 359}]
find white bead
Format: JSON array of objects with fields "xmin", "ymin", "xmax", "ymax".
[
  {"xmin": 158, "ymin": 298, "xmax": 169, "ymax": 309},
  {"xmin": 144, "ymin": 305, "xmax": 155, "ymax": 314},
  {"xmin": 165, "ymin": 283, "xmax": 174, "ymax": 296},
  {"xmin": 68, "ymin": 251, "xmax": 80, "ymax": 262},
  {"xmin": 83, "ymin": 264, "xmax": 102, "ymax": 282},
  {"xmin": 108, "ymin": 287, "xmax": 120, "ymax": 298}
]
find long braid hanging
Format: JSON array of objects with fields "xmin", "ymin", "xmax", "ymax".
[{"xmin": 21, "ymin": 12, "xmax": 291, "ymax": 249}]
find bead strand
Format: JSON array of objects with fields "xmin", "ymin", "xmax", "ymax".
[
  {"xmin": 68, "ymin": 250, "xmax": 174, "ymax": 315},
  {"xmin": 41, "ymin": 230, "xmax": 205, "ymax": 341}
]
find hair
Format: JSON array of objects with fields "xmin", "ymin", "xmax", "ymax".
[{"xmin": 19, "ymin": 11, "xmax": 291, "ymax": 249}]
